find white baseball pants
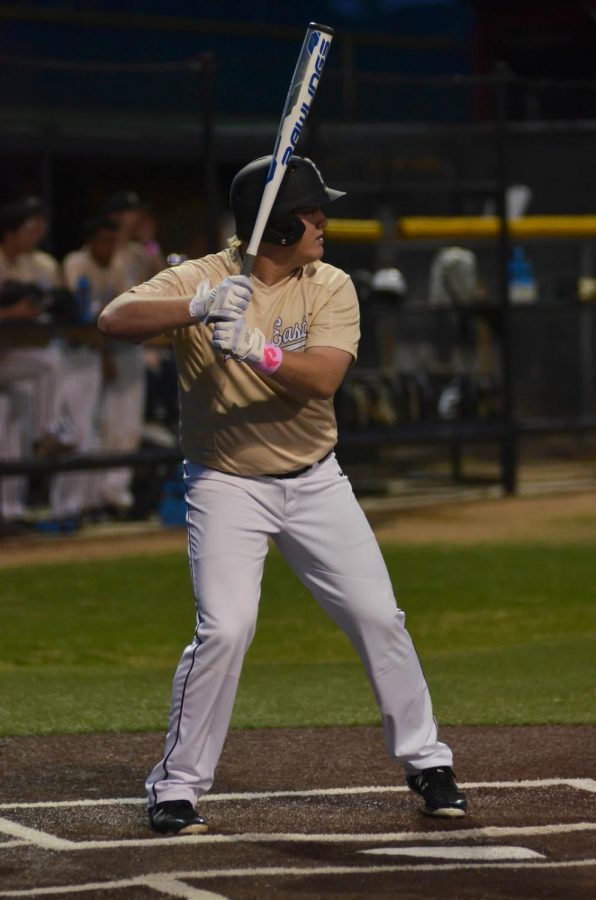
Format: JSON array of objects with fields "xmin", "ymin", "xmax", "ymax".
[
  {"xmin": 100, "ymin": 345, "xmax": 145, "ymax": 509},
  {"xmin": 146, "ymin": 452, "xmax": 453, "ymax": 808},
  {"xmin": 50, "ymin": 346, "xmax": 102, "ymax": 519},
  {"xmin": 0, "ymin": 389, "xmax": 27, "ymax": 521},
  {"xmin": 0, "ymin": 345, "xmax": 63, "ymax": 444},
  {"xmin": 0, "ymin": 345, "xmax": 63, "ymax": 522}
]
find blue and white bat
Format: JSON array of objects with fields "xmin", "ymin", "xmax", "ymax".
[{"xmin": 241, "ymin": 22, "xmax": 334, "ymax": 276}]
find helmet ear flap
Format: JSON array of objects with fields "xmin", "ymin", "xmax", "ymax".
[
  {"xmin": 262, "ymin": 213, "xmax": 306, "ymax": 246},
  {"xmin": 235, "ymin": 214, "xmax": 304, "ymax": 246}
]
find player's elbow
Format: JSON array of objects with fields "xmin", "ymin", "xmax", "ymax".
[
  {"xmin": 301, "ymin": 349, "xmax": 352, "ymax": 400},
  {"xmin": 97, "ymin": 303, "xmax": 115, "ymax": 335},
  {"xmin": 317, "ymin": 385, "xmax": 337, "ymax": 401},
  {"xmin": 97, "ymin": 300, "xmax": 128, "ymax": 338},
  {"xmin": 310, "ymin": 375, "xmax": 341, "ymax": 400}
]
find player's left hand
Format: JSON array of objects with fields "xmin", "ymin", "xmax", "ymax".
[
  {"xmin": 189, "ymin": 276, "xmax": 253, "ymax": 324},
  {"xmin": 211, "ymin": 317, "xmax": 265, "ymax": 365}
]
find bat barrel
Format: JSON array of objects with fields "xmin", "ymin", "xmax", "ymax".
[
  {"xmin": 243, "ymin": 22, "xmax": 334, "ymax": 263},
  {"xmin": 308, "ymin": 22, "xmax": 334, "ymax": 35}
]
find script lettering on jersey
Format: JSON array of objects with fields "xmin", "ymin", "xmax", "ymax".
[
  {"xmin": 281, "ymin": 34, "xmax": 331, "ymax": 166},
  {"xmin": 272, "ymin": 316, "xmax": 308, "ymax": 351}
]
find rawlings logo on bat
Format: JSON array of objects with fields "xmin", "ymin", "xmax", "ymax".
[
  {"xmin": 280, "ymin": 35, "xmax": 331, "ymax": 165},
  {"xmin": 266, "ymin": 32, "xmax": 332, "ymax": 184}
]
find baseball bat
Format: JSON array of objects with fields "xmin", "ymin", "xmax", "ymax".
[{"xmin": 241, "ymin": 22, "xmax": 334, "ymax": 277}]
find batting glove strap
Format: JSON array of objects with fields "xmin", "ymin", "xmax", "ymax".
[
  {"xmin": 211, "ymin": 318, "xmax": 266, "ymax": 365},
  {"xmin": 188, "ymin": 278, "xmax": 212, "ymax": 322},
  {"xmin": 189, "ymin": 275, "xmax": 253, "ymax": 324}
]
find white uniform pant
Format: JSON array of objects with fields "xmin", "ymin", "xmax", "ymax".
[
  {"xmin": 0, "ymin": 389, "xmax": 27, "ymax": 520},
  {"xmin": 0, "ymin": 345, "xmax": 63, "ymax": 521},
  {"xmin": 100, "ymin": 345, "xmax": 145, "ymax": 509},
  {"xmin": 146, "ymin": 453, "xmax": 452, "ymax": 808},
  {"xmin": 50, "ymin": 346, "xmax": 102, "ymax": 519},
  {"xmin": 0, "ymin": 345, "xmax": 63, "ymax": 444}
]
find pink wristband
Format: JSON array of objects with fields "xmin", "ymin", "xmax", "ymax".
[{"xmin": 254, "ymin": 343, "xmax": 283, "ymax": 375}]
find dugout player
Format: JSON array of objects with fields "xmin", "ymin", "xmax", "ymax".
[{"xmin": 98, "ymin": 155, "xmax": 468, "ymax": 835}]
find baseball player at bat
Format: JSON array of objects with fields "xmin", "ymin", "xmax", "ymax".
[{"xmin": 98, "ymin": 155, "xmax": 467, "ymax": 835}]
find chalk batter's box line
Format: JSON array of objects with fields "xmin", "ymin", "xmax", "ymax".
[
  {"xmin": 0, "ymin": 779, "xmax": 594, "ymax": 853},
  {"xmin": 0, "ymin": 819, "xmax": 596, "ymax": 852},
  {"xmin": 0, "ymin": 860, "xmax": 596, "ymax": 899},
  {"xmin": 0, "ymin": 781, "xmax": 595, "ymax": 899},
  {"xmin": 1, "ymin": 777, "xmax": 595, "ymax": 811}
]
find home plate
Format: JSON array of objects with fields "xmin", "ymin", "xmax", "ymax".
[{"xmin": 360, "ymin": 846, "xmax": 545, "ymax": 861}]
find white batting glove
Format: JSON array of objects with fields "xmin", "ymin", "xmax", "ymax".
[
  {"xmin": 211, "ymin": 317, "xmax": 266, "ymax": 365},
  {"xmin": 189, "ymin": 275, "xmax": 252, "ymax": 324}
]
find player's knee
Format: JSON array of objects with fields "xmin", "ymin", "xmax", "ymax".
[
  {"xmin": 356, "ymin": 602, "xmax": 405, "ymax": 635},
  {"xmin": 200, "ymin": 613, "xmax": 257, "ymax": 656}
]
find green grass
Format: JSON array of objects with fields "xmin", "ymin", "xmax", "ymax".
[{"xmin": 0, "ymin": 544, "xmax": 594, "ymax": 735}]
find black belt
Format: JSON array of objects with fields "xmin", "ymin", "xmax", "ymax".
[{"xmin": 264, "ymin": 451, "xmax": 332, "ymax": 480}]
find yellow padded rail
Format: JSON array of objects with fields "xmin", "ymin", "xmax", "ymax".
[
  {"xmin": 323, "ymin": 218, "xmax": 385, "ymax": 242},
  {"xmin": 325, "ymin": 215, "xmax": 596, "ymax": 242}
]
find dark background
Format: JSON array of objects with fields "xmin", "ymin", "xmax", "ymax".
[
  {"xmin": 1, "ymin": 1, "xmax": 595, "ymax": 455},
  {"xmin": 1, "ymin": 1, "xmax": 595, "ymax": 259}
]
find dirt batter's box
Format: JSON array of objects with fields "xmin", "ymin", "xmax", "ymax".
[{"xmin": 0, "ymin": 778, "xmax": 595, "ymax": 898}]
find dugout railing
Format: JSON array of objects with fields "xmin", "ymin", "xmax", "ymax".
[
  {"xmin": 1, "ymin": 59, "xmax": 596, "ymax": 501},
  {"xmin": 322, "ymin": 66, "xmax": 596, "ymax": 494}
]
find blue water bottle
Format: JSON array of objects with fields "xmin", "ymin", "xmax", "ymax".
[
  {"xmin": 507, "ymin": 246, "xmax": 537, "ymax": 304},
  {"xmin": 76, "ymin": 275, "xmax": 92, "ymax": 323}
]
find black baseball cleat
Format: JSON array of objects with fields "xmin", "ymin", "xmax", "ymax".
[
  {"xmin": 406, "ymin": 766, "xmax": 468, "ymax": 817},
  {"xmin": 149, "ymin": 800, "xmax": 208, "ymax": 835}
]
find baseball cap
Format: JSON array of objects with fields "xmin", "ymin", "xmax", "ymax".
[
  {"xmin": 101, "ymin": 191, "xmax": 142, "ymax": 214},
  {"xmin": 0, "ymin": 196, "xmax": 46, "ymax": 232}
]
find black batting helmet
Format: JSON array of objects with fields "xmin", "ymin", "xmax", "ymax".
[{"xmin": 230, "ymin": 155, "xmax": 345, "ymax": 247}]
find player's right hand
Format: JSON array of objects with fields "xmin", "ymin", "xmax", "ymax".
[
  {"xmin": 189, "ymin": 275, "xmax": 253, "ymax": 324},
  {"xmin": 211, "ymin": 316, "xmax": 265, "ymax": 364}
]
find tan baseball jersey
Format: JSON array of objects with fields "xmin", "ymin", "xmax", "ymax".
[
  {"xmin": 0, "ymin": 248, "xmax": 61, "ymax": 290},
  {"xmin": 125, "ymin": 246, "xmax": 360, "ymax": 475},
  {"xmin": 115, "ymin": 240, "xmax": 161, "ymax": 290},
  {"xmin": 63, "ymin": 247, "xmax": 130, "ymax": 318}
]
